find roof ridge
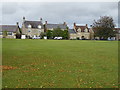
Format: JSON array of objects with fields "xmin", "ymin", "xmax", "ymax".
[
  {"xmin": 24, "ymin": 20, "xmax": 42, "ymax": 23},
  {"xmin": 0, "ymin": 25, "xmax": 17, "ymax": 26}
]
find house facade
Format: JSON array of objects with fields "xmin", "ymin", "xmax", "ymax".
[
  {"xmin": 22, "ymin": 17, "xmax": 44, "ymax": 38},
  {"xmin": 69, "ymin": 23, "xmax": 94, "ymax": 40},
  {"xmin": 0, "ymin": 22, "xmax": 20, "ymax": 39},
  {"xmin": 114, "ymin": 28, "xmax": 120, "ymax": 40}
]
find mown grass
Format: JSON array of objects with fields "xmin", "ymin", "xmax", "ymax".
[{"xmin": 2, "ymin": 39, "xmax": 118, "ymax": 88}]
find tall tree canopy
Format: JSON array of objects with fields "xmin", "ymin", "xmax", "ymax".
[{"xmin": 92, "ymin": 16, "xmax": 116, "ymax": 39}]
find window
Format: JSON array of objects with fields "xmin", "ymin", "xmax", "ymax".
[
  {"xmin": 38, "ymin": 25, "xmax": 41, "ymax": 29},
  {"xmin": 28, "ymin": 25, "xmax": 31, "ymax": 28},
  {"xmin": 28, "ymin": 29, "xmax": 31, "ymax": 32},
  {"xmin": 0, "ymin": 32, "xmax": 2, "ymax": 35},
  {"xmin": 7, "ymin": 32, "xmax": 12, "ymax": 35}
]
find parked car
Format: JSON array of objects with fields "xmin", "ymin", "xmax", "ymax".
[
  {"xmin": 32, "ymin": 35, "xmax": 41, "ymax": 39},
  {"xmin": 54, "ymin": 37, "xmax": 62, "ymax": 40}
]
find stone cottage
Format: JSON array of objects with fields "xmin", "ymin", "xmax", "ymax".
[
  {"xmin": 69, "ymin": 23, "xmax": 94, "ymax": 40},
  {"xmin": 22, "ymin": 17, "xmax": 44, "ymax": 38},
  {"xmin": 114, "ymin": 28, "xmax": 120, "ymax": 40},
  {"xmin": 0, "ymin": 22, "xmax": 20, "ymax": 39}
]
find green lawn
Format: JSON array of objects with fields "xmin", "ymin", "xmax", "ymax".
[{"xmin": 2, "ymin": 39, "xmax": 118, "ymax": 88}]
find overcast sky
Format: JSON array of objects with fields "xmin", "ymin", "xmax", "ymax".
[{"xmin": 1, "ymin": 2, "xmax": 118, "ymax": 28}]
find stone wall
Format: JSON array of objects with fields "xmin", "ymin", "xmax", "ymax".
[{"xmin": 22, "ymin": 26, "xmax": 44, "ymax": 37}]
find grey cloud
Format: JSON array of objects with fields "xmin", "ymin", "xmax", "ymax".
[{"xmin": 1, "ymin": 2, "xmax": 118, "ymax": 28}]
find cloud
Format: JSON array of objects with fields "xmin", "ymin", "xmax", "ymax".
[{"xmin": 1, "ymin": 2, "xmax": 118, "ymax": 28}]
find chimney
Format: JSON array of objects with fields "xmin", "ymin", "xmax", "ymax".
[
  {"xmin": 23, "ymin": 16, "xmax": 25, "ymax": 20},
  {"xmin": 40, "ymin": 18, "xmax": 42, "ymax": 22},
  {"xmin": 45, "ymin": 21, "xmax": 47, "ymax": 25},
  {"xmin": 63, "ymin": 22, "xmax": 66, "ymax": 25},
  {"xmin": 86, "ymin": 24, "xmax": 88, "ymax": 27},
  {"xmin": 16, "ymin": 22, "xmax": 19, "ymax": 28},
  {"xmin": 16, "ymin": 22, "xmax": 19, "ymax": 25},
  {"xmin": 74, "ymin": 22, "xmax": 76, "ymax": 27},
  {"xmin": 23, "ymin": 16, "xmax": 25, "ymax": 22}
]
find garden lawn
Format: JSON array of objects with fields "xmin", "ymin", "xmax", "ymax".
[{"xmin": 2, "ymin": 39, "xmax": 118, "ymax": 88}]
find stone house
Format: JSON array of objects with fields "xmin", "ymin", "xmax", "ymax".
[
  {"xmin": 44, "ymin": 21, "xmax": 68, "ymax": 31},
  {"xmin": 0, "ymin": 22, "xmax": 20, "ymax": 39},
  {"xmin": 22, "ymin": 17, "xmax": 44, "ymax": 38},
  {"xmin": 69, "ymin": 23, "xmax": 94, "ymax": 40},
  {"xmin": 114, "ymin": 28, "xmax": 120, "ymax": 40}
]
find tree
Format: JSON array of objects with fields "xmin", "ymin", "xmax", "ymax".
[
  {"xmin": 53, "ymin": 27, "xmax": 63, "ymax": 37},
  {"xmin": 62, "ymin": 30, "xmax": 69, "ymax": 39},
  {"xmin": 46, "ymin": 30, "xmax": 53, "ymax": 39},
  {"xmin": 3, "ymin": 30, "xmax": 7, "ymax": 38},
  {"xmin": 16, "ymin": 28, "xmax": 22, "ymax": 39},
  {"xmin": 40, "ymin": 32, "xmax": 46, "ymax": 39},
  {"xmin": 92, "ymin": 16, "xmax": 116, "ymax": 40}
]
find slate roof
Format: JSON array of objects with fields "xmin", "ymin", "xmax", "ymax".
[
  {"xmin": 68, "ymin": 29, "xmax": 76, "ymax": 34},
  {"xmin": 75, "ymin": 26, "xmax": 89, "ymax": 32},
  {"xmin": 24, "ymin": 21, "xmax": 44, "ymax": 29},
  {"xmin": 0, "ymin": 25, "xmax": 18, "ymax": 32},
  {"xmin": 46, "ymin": 24, "xmax": 67, "ymax": 30}
]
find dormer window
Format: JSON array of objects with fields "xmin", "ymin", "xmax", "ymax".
[
  {"xmin": 28, "ymin": 24, "xmax": 31, "ymax": 28},
  {"xmin": 77, "ymin": 28, "xmax": 81, "ymax": 32},
  {"xmin": 38, "ymin": 25, "xmax": 41, "ymax": 29}
]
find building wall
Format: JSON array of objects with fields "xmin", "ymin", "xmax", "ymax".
[
  {"xmin": 22, "ymin": 25, "xmax": 44, "ymax": 37},
  {"xmin": 70, "ymin": 32, "xmax": 92, "ymax": 39},
  {"xmin": 0, "ymin": 32, "xmax": 16, "ymax": 39},
  {"xmin": 69, "ymin": 34, "xmax": 77, "ymax": 39},
  {"xmin": 76, "ymin": 32, "xmax": 90, "ymax": 39},
  {"xmin": 116, "ymin": 33, "xmax": 120, "ymax": 40}
]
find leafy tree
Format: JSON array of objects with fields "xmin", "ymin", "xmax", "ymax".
[
  {"xmin": 53, "ymin": 27, "xmax": 63, "ymax": 37},
  {"xmin": 92, "ymin": 16, "xmax": 116, "ymax": 40},
  {"xmin": 62, "ymin": 30, "xmax": 69, "ymax": 39},
  {"xmin": 3, "ymin": 30, "xmax": 7, "ymax": 38},
  {"xmin": 40, "ymin": 32, "xmax": 46, "ymax": 39},
  {"xmin": 16, "ymin": 28, "xmax": 22, "ymax": 39},
  {"xmin": 52, "ymin": 27, "xmax": 69, "ymax": 39},
  {"xmin": 46, "ymin": 30, "xmax": 53, "ymax": 39}
]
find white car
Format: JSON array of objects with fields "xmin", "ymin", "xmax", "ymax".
[
  {"xmin": 54, "ymin": 37, "xmax": 62, "ymax": 40},
  {"xmin": 32, "ymin": 35, "xmax": 40, "ymax": 39}
]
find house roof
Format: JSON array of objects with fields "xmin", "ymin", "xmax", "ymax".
[
  {"xmin": 68, "ymin": 29, "xmax": 76, "ymax": 34},
  {"xmin": 114, "ymin": 28, "xmax": 120, "ymax": 33},
  {"xmin": 114, "ymin": 28, "xmax": 120, "ymax": 30},
  {"xmin": 23, "ymin": 20, "xmax": 44, "ymax": 29},
  {"xmin": 0, "ymin": 25, "xmax": 18, "ymax": 32},
  {"xmin": 75, "ymin": 25, "xmax": 89, "ymax": 32},
  {"xmin": 46, "ymin": 24, "xmax": 67, "ymax": 30}
]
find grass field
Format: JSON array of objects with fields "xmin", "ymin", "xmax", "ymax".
[{"xmin": 2, "ymin": 39, "xmax": 118, "ymax": 88}]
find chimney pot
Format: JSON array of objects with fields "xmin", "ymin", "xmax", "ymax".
[
  {"xmin": 40, "ymin": 18, "xmax": 42, "ymax": 21},
  {"xmin": 45, "ymin": 21, "xmax": 47, "ymax": 25},
  {"xmin": 74, "ymin": 22, "xmax": 76, "ymax": 27},
  {"xmin": 63, "ymin": 22, "xmax": 66, "ymax": 25},
  {"xmin": 16, "ymin": 22, "xmax": 19, "ymax": 25},
  {"xmin": 23, "ymin": 16, "xmax": 25, "ymax": 20}
]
